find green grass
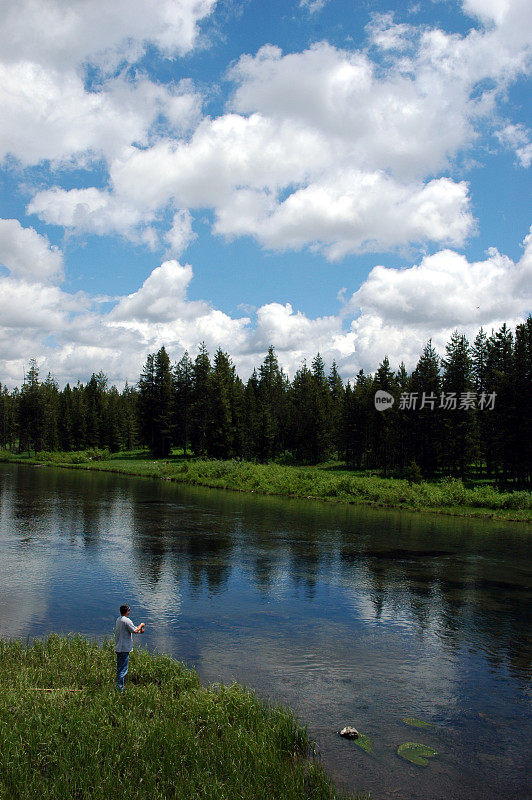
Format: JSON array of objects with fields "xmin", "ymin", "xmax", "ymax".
[
  {"xmin": 1, "ymin": 449, "xmax": 531, "ymax": 522},
  {"xmin": 0, "ymin": 635, "xmax": 359, "ymax": 800}
]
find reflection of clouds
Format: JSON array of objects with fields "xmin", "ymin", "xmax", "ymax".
[
  {"xmin": 0, "ymin": 473, "xmax": 52, "ymax": 638},
  {"xmin": 133, "ymin": 564, "xmax": 182, "ymax": 620},
  {"xmin": 0, "ymin": 546, "xmax": 52, "ymax": 637}
]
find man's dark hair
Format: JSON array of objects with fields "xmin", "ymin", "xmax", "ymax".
[{"xmin": 120, "ymin": 604, "xmax": 130, "ymax": 616}]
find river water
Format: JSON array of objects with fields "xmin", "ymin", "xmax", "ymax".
[{"xmin": 0, "ymin": 463, "xmax": 530, "ymax": 799}]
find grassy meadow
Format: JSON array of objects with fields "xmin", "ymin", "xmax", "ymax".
[
  {"xmin": 1, "ymin": 448, "xmax": 531, "ymax": 522},
  {"xmin": 0, "ymin": 635, "xmax": 358, "ymax": 800}
]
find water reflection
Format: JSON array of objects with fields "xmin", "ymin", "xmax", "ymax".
[{"xmin": 0, "ymin": 464, "xmax": 530, "ymax": 799}]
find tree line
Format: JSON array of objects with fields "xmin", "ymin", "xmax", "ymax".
[{"xmin": 1, "ymin": 317, "xmax": 530, "ymax": 485}]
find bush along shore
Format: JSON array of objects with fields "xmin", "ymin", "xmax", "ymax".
[
  {"xmin": 0, "ymin": 635, "xmax": 359, "ymax": 800},
  {"xmin": 1, "ymin": 449, "xmax": 531, "ymax": 522}
]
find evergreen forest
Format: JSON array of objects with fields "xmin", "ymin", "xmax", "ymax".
[{"xmin": 1, "ymin": 318, "xmax": 530, "ymax": 486}]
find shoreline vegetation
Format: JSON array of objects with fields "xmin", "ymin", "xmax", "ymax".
[
  {"xmin": 1, "ymin": 449, "xmax": 531, "ymax": 523},
  {"xmin": 0, "ymin": 635, "xmax": 359, "ymax": 800}
]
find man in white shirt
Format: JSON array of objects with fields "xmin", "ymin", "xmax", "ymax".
[{"xmin": 114, "ymin": 604, "xmax": 145, "ymax": 691}]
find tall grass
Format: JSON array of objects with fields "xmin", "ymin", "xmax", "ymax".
[
  {"xmin": 2, "ymin": 449, "xmax": 531, "ymax": 520},
  {"xmin": 0, "ymin": 635, "xmax": 356, "ymax": 800}
]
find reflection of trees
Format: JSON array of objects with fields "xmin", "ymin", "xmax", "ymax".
[
  {"xmin": 337, "ymin": 528, "xmax": 531, "ymax": 681},
  {"xmin": 130, "ymin": 503, "xmax": 234, "ymax": 594},
  {"xmin": 9, "ymin": 465, "xmax": 108, "ymax": 549}
]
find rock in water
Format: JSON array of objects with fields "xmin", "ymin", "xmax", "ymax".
[{"xmin": 339, "ymin": 726, "xmax": 359, "ymax": 739}]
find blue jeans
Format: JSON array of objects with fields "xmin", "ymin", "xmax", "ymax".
[{"xmin": 116, "ymin": 651, "xmax": 130, "ymax": 690}]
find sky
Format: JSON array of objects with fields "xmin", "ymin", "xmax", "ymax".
[{"xmin": 0, "ymin": 0, "xmax": 530, "ymax": 388}]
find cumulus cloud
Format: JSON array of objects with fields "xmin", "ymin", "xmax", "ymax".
[
  {"xmin": 0, "ymin": 228, "xmax": 530, "ymax": 388},
  {"xmin": 0, "ymin": 0, "xmax": 208, "ymax": 167},
  {"xmin": 27, "ymin": 0, "xmax": 530, "ymax": 259},
  {"xmin": 213, "ymin": 173, "xmax": 473, "ymax": 258},
  {"xmin": 0, "ymin": 68, "xmax": 202, "ymax": 166},
  {"xmin": 31, "ymin": 105, "xmax": 474, "ymax": 258},
  {"xmin": 0, "ymin": 0, "xmax": 217, "ymax": 71},
  {"xmin": 0, "ymin": 219, "xmax": 63, "ymax": 282},
  {"xmin": 344, "ymin": 230, "xmax": 532, "ymax": 370}
]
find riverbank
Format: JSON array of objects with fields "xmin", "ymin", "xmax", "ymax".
[
  {"xmin": 0, "ymin": 635, "xmax": 357, "ymax": 800},
  {"xmin": 1, "ymin": 450, "xmax": 531, "ymax": 522}
]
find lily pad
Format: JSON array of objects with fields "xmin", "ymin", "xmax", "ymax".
[
  {"xmin": 397, "ymin": 742, "xmax": 439, "ymax": 766},
  {"xmin": 353, "ymin": 733, "xmax": 373, "ymax": 753},
  {"xmin": 402, "ymin": 718, "xmax": 434, "ymax": 728}
]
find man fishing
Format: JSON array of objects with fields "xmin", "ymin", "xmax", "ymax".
[{"xmin": 114, "ymin": 604, "xmax": 145, "ymax": 691}]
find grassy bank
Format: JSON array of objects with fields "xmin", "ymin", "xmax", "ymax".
[
  {"xmin": 1, "ymin": 449, "xmax": 531, "ymax": 522},
  {"xmin": 0, "ymin": 635, "xmax": 356, "ymax": 800}
]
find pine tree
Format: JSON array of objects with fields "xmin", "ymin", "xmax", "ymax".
[
  {"xmin": 485, "ymin": 324, "xmax": 514, "ymax": 483},
  {"xmin": 42, "ymin": 373, "xmax": 59, "ymax": 451},
  {"xmin": 152, "ymin": 347, "xmax": 174, "ymax": 457},
  {"xmin": 243, "ymin": 370, "xmax": 260, "ymax": 460},
  {"xmin": 371, "ymin": 356, "xmax": 398, "ymax": 475},
  {"xmin": 190, "ymin": 344, "xmax": 211, "ymax": 456},
  {"xmin": 106, "ymin": 386, "xmax": 125, "ymax": 452},
  {"xmin": 206, "ymin": 349, "xmax": 234, "ymax": 459},
  {"xmin": 138, "ymin": 354, "xmax": 156, "ymax": 452},
  {"xmin": 173, "ymin": 352, "xmax": 193, "ymax": 456},
  {"xmin": 441, "ymin": 331, "xmax": 476, "ymax": 477},
  {"xmin": 343, "ymin": 370, "xmax": 372, "ymax": 469},
  {"xmin": 71, "ymin": 383, "xmax": 87, "ymax": 449},
  {"xmin": 288, "ymin": 362, "xmax": 315, "ymax": 463},
  {"xmin": 256, "ymin": 346, "xmax": 288, "ymax": 461},
  {"xmin": 328, "ymin": 361, "xmax": 345, "ymax": 461},
  {"xmin": 18, "ymin": 359, "xmax": 45, "ymax": 455},
  {"xmin": 121, "ymin": 382, "xmax": 138, "ymax": 451},
  {"xmin": 472, "ymin": 328, "xmax": 489, "ymax": 476},
  {"xmin": 310, "ymin": 353, "xmax": 332, "ymax": 463},
  {"xmin": 395, "ymin": 362, "xmax": 411, "ymax": 474},
  {"xmin": 85, "ymin": 372, "xmax": 107, "ymax": 448},
  {"xmin": 58, "ymin": 384, "xmax": 74, "ymax": 451},
  {"xmin": 410, "ymin": 341, "xmax": 441, "ymax": 476},
  {"xmin": 0, "ymin": 384, "xmax": 16, "ymax": 451}
]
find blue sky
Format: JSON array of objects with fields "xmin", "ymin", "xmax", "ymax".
[{"xmin": 0, "ymin": 0, "xmax": 530, "ymax": 386}]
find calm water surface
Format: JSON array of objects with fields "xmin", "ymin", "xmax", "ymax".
[{"xmin": 0, "ymin": 463, "xmax": 530, "ymax": 799}]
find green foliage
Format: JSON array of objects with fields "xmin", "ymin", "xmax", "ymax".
[
  {"xmin": 397, "ymin": 742, "xmax": 439, "ymax": 766},
  {"xmin": 0, "ymin": 636, "xmax": 356, "ymax": 800},
  {"xmin": 405, "ymin": 461, "xmax": 423, "ymax": 484},
  {"xmin": 35, "ymin": 448, "xmax": 111, "ymax": 464},
  {"xmin": 402, "ymin": 718, "xmax": 434, "ymax": 728}
]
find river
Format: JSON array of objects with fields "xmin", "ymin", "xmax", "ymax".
[{"xmin": 0, "ymin": 463, "xmax": 530, "ymax": 799}]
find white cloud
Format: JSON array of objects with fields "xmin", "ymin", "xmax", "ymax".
[
  {"xmin": 164, "ymin": 211, "xmax": 196, "ymax": 257},
  {"xmin": 13, "ymin": 0, "xmax": 532, "ymax": 259},
  {"xmin": 33, "ymin": 109, "xmax": 473, "ymax": 258},
  {"xmin": 344, "ymin": 230, "xmax": 532, "ymax": 370},
  {"xmin": 0, "ymin": 219, "xmax": 63, "ymax": 282},
  {"xmin": 0, "ymin": 0, "xmax": 217, "ymax": 72},
  {"xmin": 366, "ymin": 13, "xmax": 417, "ymax": 52},
  {"xmin": 496, "ymin": 123, "xmax": 532, "ymax": 166},
  {"xmin": 0, "ymin": 67, "xmax": 201, "ymax": 166},
  {"xmin": 462, "ymin": 0, "xmax": 513, "ymax": 25},
  {"xmin": 213, "ymin": 173, "xmax": 472, "ymax": 258},
  {"xmin": 0, "ymin": 229, "xmax": 530, "ymax": 388},
  {"xmin": 28, "ymin": 188, "xmax": 144, "ymax": 237},
  {"xmin": 299, "ymin": 0, "xmax": 328, "ymax": 14}
]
